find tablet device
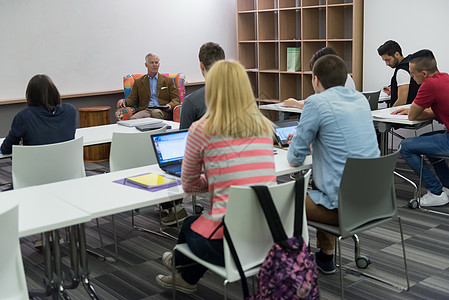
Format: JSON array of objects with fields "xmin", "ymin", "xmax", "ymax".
[
  {"xmin": 148, "ymin": 105, "xmax": 169, "ymax": 109},
  {"xmin": 274, "ymin": 125, "xmax": 297, "ymax": 147}
]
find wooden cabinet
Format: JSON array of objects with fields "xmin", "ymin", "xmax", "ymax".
[{"xmin": 236, "ymin": 0, "xmax": 363, "ymax": 104}]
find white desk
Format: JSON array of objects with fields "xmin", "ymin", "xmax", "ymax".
[
  {"xmin": 37, "ymin": 150, "xmax": 311, "ymax": 220},
  {"xmin": 0, "ymin": 187, "xmax": 91, "ymax": 238},
  {"xmin": 259, "ymin": 103, "xmax": 302, "ymax": 114},
  {"xmin": 0, "ymin": 118, "xmax": 180, "ymax": 159}
]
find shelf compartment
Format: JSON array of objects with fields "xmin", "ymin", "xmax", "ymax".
[
  {"xmin": 302, "ymin": 73, "xmax": 314, "ymax": 99},
  {"xmin": 239, "ymin": 42, "xmax": 258, "ymax": 69},
  {"xmin": 327, "ymin": 40, "xmax": 353, "ymax": 73},
  {"xmin": 279, "ymin": 9, "xmax": 301, "ymax": 40},
  {"xmin": 302, "ymin": 0, "xmax": 326, "ymax": 7},
  {"xmin": 280, "ymin": 42, "xmax": 301, "ymax": 72},
  {"xmin": 258, "ymin": 11, "xmax": 278, "ymax": 40},
  {"xmin": 302, "ymin": 7, "xmax": 326, "ymax": 40},
  {"xmin": 302, "ymin": 41, "xmax": 326, "ymax": 71},
  {"xmin": 247, "ymin": 72, "xmax": 259, "ymax": 98},
  {"xmin": 279, "ymin": 0, "xmax": 300, "ymax": 9},
  {"xmin": 237, "ymin": 0, "xmax": 256, "ymax": 11},
  {"xmin": 258, "ymin": 0, "xmax": 276, "ymax": 10},
  {"xmin": 238, "ymin": 12, "xmax": 257, "ymax": 41},
  {"xmin": 259, "ymin": 42, "xmax": 278, "ymax": 70},
  {"xmin": 280, "ymin": 73, "xmax": 301, "ymax": 101},
  {"xmin": 328, "ymin": 5, "xmax": 353, "ymax": 39},
  {"xmin": 327, "ymin": 0, "xmax": 353, "ymax": 5},
  {"xmin": 259, "ymin": 73, "xmax": 279, "ymax": 100}
]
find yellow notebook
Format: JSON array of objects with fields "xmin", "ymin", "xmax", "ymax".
[{"xmin": 126, "ymin": 173, "xmax": 175, "ymax": 188}]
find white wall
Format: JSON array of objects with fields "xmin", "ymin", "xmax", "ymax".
[
  {"xmin": 0, "ymin": 0, "xmax": 237, "ymax": 102},
  {"xmin": 363, "ymin": 0, "xmax": 449, "ymax": 92}
]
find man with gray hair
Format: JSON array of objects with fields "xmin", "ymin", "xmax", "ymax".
[{"xmin": 117, "ymin": 53, "xmax": 180, "ymax": 120}]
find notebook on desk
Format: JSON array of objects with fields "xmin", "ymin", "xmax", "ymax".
[
  {"xmin": 117, "ymin": 118, "xmax": 163, "ymax": 127},
  {"xmin": 151, "ymin": 129, "xmax": 189, "ymax": 177}
]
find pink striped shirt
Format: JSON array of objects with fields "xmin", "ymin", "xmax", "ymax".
[{"xmin": 181, "ymin": 120, "xmax": 276, "ymax": 239}]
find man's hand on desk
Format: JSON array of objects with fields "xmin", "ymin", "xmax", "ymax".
[
  {"xmin": 283, "ymin": 98, "xmax": 304, "ymax": 109},
  {"xmin": 391, "ymin": 107, "xmax": 409, "ymax": 115}
]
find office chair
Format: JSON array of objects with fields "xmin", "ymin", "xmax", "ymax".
[
  {"xmin": 362, "ymin": 90, "xmax": 381, "ymax": 111},
  {"xmin": 308, "ymin": 150, "xmax": 409, "ymax": 299}
]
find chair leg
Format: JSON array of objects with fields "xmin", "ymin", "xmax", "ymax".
[
  {"xmin": 131, "ymin": 204, "xmax": 179, "ymax": 239},
  {"xmin": 398, "ymin": 217, "xmax": 410, "ymax": 290},
  {"xmin": 223, "ymin": 279, "xmax": 229, "ymax": 300},
  {"xmin": 338, "ymin": 236, "xmax": 344, "ymax": 300}
]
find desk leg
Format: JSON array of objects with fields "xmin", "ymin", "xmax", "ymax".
[
  {"xmin": 51, "ymin": 230, "xmax": 72, "ymax": 300},
  {"xmin": 78, "ymin": 223, "xmax": 100, "ymax": 300},
  {"xmin": 377, "ymin": 122, "xmax": 391, "ymax": 156},
  {"xmin": 65, "ymin": 226, "xmax": 80, "ymax": 289}
]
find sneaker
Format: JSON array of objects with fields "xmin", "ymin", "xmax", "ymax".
[
  {"xmin": 419, "ymin": 191, "xmax": 449, "ymax": 207},
  {"xmin": 315, "ymin": 251, "xmax": 336, "ymax": 275},
  {"xmin": 162, "ymin": 251, "xmax": 173, "ymax": 272},
  {"xmin": 443, "ymin": 187, "xmax": 449, "ymax": 197},
  {"xmin": 156, "ymin": 273, "xmax": 197, "ymax": 294},
  {"xmin": 161, "ymin": 207, "xmax": 188, "ymax": 226}
]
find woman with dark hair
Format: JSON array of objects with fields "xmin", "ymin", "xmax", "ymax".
[{"xmin": 1, "ymin": 74, "xmax": 76, "ymax": 154}]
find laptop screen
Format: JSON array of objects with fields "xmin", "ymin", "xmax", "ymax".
[
  {"xmin": 274, "ymin": 125, "xmax": 297, "ymax": 146},
  {"xmin": 151, "ymin": 130, "xmax": 188, "ymax": 164}
]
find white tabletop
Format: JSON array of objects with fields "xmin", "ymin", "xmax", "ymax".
[
  {"xmin": 0, "ymin": 188, "xmax": 91, "ymax": 237},
  {"xmin": 0, "ymin": 118, "xmax": 180, "ymax": 159},
  {"xmin": 259, "ymin": 103, "xmax": 303, "ymax": 114},
  {"xmin": 371, "ymin": 105, "xmax": 431, "ymax": 126},
  {"xmin": 35, "ymin": 152, "xmax": 311, "ymax": 220}
]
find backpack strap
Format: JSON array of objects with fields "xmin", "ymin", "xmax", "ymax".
[
  {"xmin": 251, "ymin": 185, "xmax": 290, "ymax": 249},
  {"xmin": 223, "ymin": 222, "xmax": 250, "ymax": 298},
  {"xmin": 293, "ymin": 175, "xmax": 305, "ymax": 238}
]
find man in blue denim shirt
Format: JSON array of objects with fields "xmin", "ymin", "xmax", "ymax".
[{"xmin": 287, "ymin": 55, "xmax": 379, "ymax": 274}]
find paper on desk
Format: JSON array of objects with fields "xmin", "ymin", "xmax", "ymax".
[{"xmin": 372, "ymin": 104, "xmax": 410, "ymax": 120}]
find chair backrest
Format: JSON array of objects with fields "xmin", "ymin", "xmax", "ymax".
[
  {"xmin": 123, "ymin": 73, "xmax": 186, "ymax": 103},
  {"xmin": 0, "ymin": 202, "xmax": 28, "ymax": 299},
  {"xmin": 12, "ymin": 137, "xmax": 86, "ymax": 189},
  {"xmin": 362, "ymin": 90, "xmax": 381, "ymax": 111},
  {"xmin": 223, "ymin": 169, "xmax": 311, "ymax": 281},
  {"xmin": 338, "ymin": 150, "xmax": 399, "ymax": 237},
  {"xmin": 109, "ymin": 127, "xmax": 167, "ymax": 172}
]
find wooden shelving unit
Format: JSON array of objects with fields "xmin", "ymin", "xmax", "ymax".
[{"xmin": 236, "ymin": 0, "xmax": 363, "ymax": 105}]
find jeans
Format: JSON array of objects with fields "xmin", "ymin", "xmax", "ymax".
[
  {"xmin": 174, "ymin": 216, "xmax": 224, "ymax": 285},
  {"xmin": 400, "ymin": 130, "xmax": 449, "ymax": 194}
]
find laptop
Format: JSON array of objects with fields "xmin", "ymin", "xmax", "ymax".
[
  {"xmin": 151, "ymin": 129, "xmax": 189, "ymax": 177},
  {"xmin": 273, "ymin": 120, "xmax": 298, "ymax": 147}
]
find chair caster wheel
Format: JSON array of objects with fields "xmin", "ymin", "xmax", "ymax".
[
  {"xmin": 408, "ymin": 199, "xmax": 418, "ymax": 209},
  {"xmin": 194, "ymin": 204, "xmax": 204, "ymax": 215},
  {"xmin": 356, "ymin": 256, "xmax": 370, "ymax": 269}
]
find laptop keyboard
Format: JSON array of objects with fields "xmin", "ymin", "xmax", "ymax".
[{"xmin": 164, "ymin": 165, "xmax": 182, "ymax": 177}]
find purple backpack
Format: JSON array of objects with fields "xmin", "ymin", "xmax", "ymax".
[{"xmin": 224, "ymin": 178, "xmax": 320, "ymax": 299}]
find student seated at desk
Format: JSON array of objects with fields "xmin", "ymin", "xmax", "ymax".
[
  {"xmin": 283, "ymin": 47, "xmax": 356, "ymax": 110},
  {"xmin": 393, "ymin": 50, "xmax": 449, "ymax": 207},
  {"xmin": 156, "ymin": 60, "xmax": 276, "ymax": 294},
  {"xmin": 1, "ymin": 74, "xmax": 76, "ymax": 154},
  {"xmin": 287, "ymin": 55, "xmax": 379, "ymax": 274}
]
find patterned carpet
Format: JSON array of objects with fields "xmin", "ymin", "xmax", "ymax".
[{"xmin": 1, "ymin": 157, "xmax": 448, "ymax": 300}]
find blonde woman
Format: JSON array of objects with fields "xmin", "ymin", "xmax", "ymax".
[{"xmin": 156, "ymin": 60, "xmax": 276, "ymax": 294}]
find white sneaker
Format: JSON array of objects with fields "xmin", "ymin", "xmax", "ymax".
[
  {"xmin": 443, "ymin": 187, "xmax": 449, "ymax": 197},
  {"xmin": 419, "ymin": 191, "xmax": 449, "ymax": 207}
]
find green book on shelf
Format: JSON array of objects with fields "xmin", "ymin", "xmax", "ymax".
[{"xmin": 287, "ymin": 47, "xmax": 301, "ymax": 72}]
